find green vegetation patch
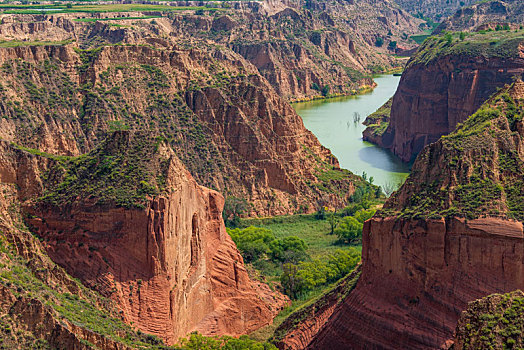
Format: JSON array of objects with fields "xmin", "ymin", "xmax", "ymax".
[
  {"xmin": 73, "ymin": 15, "xmax": 162, "ymax": 22},
  {"xmin": 0, "ymin": 40, "xmax": 73, "ymax": 48},
  {"xmin": 36, "ymin": 131, "xmax": 169, "ymax": 209},
  {"xmin": 0, "ymin": 4, "xmax": 205, "ymax": 14},
  {"xmin": 408, "ymin": 30, "xmax": 524, "ymax": 67},
  {"xmin": 362, "ymin": 97, "xmax": 392, "ymax": 137},
  {"xmin": 455, "ymin": 290, "xmax": 524, "ymax": 349}
]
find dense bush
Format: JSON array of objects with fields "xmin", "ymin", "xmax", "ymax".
[
  {"xmin": 227, "ymin": 226, "xmax": 308, "ymax": 264},
  {"xmin": 177, "ymin": 333, "xmax": 277, "ymax": 350},
  {"xmin": 280, "ymin": 249, "xmax": 360, "ymax": 299},
  {"xmin": 223, "ymin": 196, "xmax": 249, "ymax": 228},
  {"xmin": 334, "ymin": 209, "xmax": 376, "ymax": 244},
  {"xmin": 269, "ymin": 236, "xmax": 308, "ymax": 263},
  {"xmin": 334, "ymin": 216, "xmax": 362, "ymax": 244}
]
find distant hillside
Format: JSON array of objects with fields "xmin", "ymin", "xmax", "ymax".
[
  {"xmin": 435, "ymin": 0, "xmax": 524, "ymax": 34},
  {"xmin": 393, "ymin": 0, "xmax": 477, "ymax": 22}
]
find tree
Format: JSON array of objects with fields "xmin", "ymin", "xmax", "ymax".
[
  {"xmin": 388, "ymin": 41, "xmax": 397, "ymax": 51},
  {"xmin": 321, "ymin": 85, "xmax": 330, "ymax": 97},
  {"xmin": 334, "ymin": 216, "xmax": 362, "ymax": 244},
  {"xmin": 382, "ymin": 181, "xmax": 396, "ymax": 197},
  {"xmin": 375, "ymin": 37, "xmax": 384, "ymax": 47},
  {"xmin": 353, "ymin": 112, "xmax": 361, "ymax": 124},
  {"xmin": 327, "ymin": 212, "xmax": 339, "ymax": 234},
  {"xmin": 281, "ymin": 263, "xmax": 304, "ymax": 299},
  {"xmin": 227, "ymin": 226, "xmax": 274, "ymax": 262},
  {"xmin": 444, "ymin": 32, "xmax": 453, "ymax": 44},
  {"xmin": 222, "ymin": 196, "xmax": 249, "ymax": 227},
  {"xmin": 459, "ymin": 32, "xmax": 466, "ymax": 41},
  {"xmin": 354, "ymin": 208, "xmax": 376, "ymax": 223},
  {"xmin": 269, "ymin": 236, "xmax": 308, "ymax": 263},
  {"xmin": 66, "ymin": 3, "xmax": 72, "ymax": 8},
  {"xmin": 315, "ymin": 206, "xmax": 326, "ymax": 220}
]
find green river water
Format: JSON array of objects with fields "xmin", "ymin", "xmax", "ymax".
[{"xmin": 293, "ymin": 75, "xmax": 410, "ymax": 189}]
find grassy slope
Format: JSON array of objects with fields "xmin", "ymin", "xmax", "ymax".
[
  {"xmin": 242, "ymin": 214, "xmax": 361, "ymax": 260},
  {"xmin": 408, "ymin": 29, "xmax": 524, "ymax": 67}
]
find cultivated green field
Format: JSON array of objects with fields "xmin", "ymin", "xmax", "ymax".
[{"xmin": 0, "ymin": 4, "xmax": 208, "ymax": 14}]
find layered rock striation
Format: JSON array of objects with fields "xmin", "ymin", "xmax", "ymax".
[
  {"xmin": 364, "ymin": 30, "xmax": 524, "ymax": 162},
  {"xmin": 435, "ymin": 0, "xmax": 524, "ymax": 34},
  {"xmin": 0, "ymin": 31, "xmax": 362, "ymax": 215}
]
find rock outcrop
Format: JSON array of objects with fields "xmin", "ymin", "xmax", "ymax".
[
  {"xmin": 0, "ymin": 31, "xmax": 363, "ymax": 215},
  {"xmin": 453, "ymin": 290, "xmax": 524, "ymax": 349},
  {"xmin": 365, "ymin": 30, "xmax": 524, "ymax": 162},
  {"xmin": 0, "ymin": 140, "xmax": 170, "ymax": 349},
  {"xmin": 393, "ymin": 0, "xmax": 478, "ymax": 22},
  {"xmin": 283, "ymin": 82, "xmax": 524, "ymax": 348},
  {"xmin": 18, "ymin": 132, "xmax": 288, "ymax": 344}
]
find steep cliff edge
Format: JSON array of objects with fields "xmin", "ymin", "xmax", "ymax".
[
  {"xmin": 18, "ymin": 131, "xmax": 288, "ymax": 344},
  {"xmin": 364, "ymin": 30, "xmax": 524, "ymax": 162},
  {"xmin": 290, "ymin": 82, "xmax": 524, "ymax": 349},
  {"xmin": 0, "ymin": 139, "xmax": 181, "ymax": 349}
]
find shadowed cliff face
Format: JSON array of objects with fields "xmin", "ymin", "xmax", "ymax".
[
  {"xmin": 369, "ymin": 32, "xmax": 524, "ymax": 162},
  {"xmin": 19, "ymin": 132, "xmax": 288, "ymax": 344},
  {"xmin": 291, "ymin": 83, "xmax": 524, "ymax": 349}
]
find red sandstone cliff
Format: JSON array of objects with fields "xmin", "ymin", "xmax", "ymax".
[
  {"xmin": 0, "ymin": 38, "xmax": 359, "ymax": 215},
  {"xmin": 15, "ymin": 132, "xmax": 288, "ymax": 344},
  {"xmin": 370, "ymin": 32, "xmax": 524, "ymax": 162},
  {"xmin": 308, "ymin": 217, "xmax": 524, "ymax": 349}
]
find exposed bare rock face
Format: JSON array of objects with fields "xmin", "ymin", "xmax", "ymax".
[
  {"xmin": 0, "ymin": 140, "xmax": 172, "ymax": 348},
  {"xmin": 22, "ymin": 131, "xmax": 288, "ymax": 344},
  {"xmin": 273, "ymin": 266, "xmax": 361, "ymax": 350},
  {"xmin": 286, "ymin": 83, "xmax": 524, "ymax": 348},
  {"xmin": 435, "ymin": 0, "xmax": 524, "ymax": 34},
  {"xmin": 368, "ymin": 31, "xmax": 524, "ymax": 162},
  {"xmin": 0, "ymin": 0, "xmax": 424, "ymax": 102},
  {"xmin": 0, "ymin": 27, "xmax": 363, "ymax": 215}
]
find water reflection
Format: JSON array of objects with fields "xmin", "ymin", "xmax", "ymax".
[{"xmin": 294, "ymin": 75, "xmax": 410, "ymax": 188}]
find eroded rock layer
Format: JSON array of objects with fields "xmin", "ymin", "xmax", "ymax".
[{"xmin": 435, "ymin": 0, "xmax": 524, "ymax": 34}]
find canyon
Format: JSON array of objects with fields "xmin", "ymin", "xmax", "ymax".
[
  {"xmin": 278, "ymin": 81, "xmax": 524, "ymax": 349},
  {"xmin": 0, "ymin": 0, "xmax": 421, "ymax": 347},
  {"xmin": 2, "ymin": 0, "xmax": 524, "ymax": 349},
  {"xmin": 1, "ymin": 131, "xmax": 288, "ymax": 346}
]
